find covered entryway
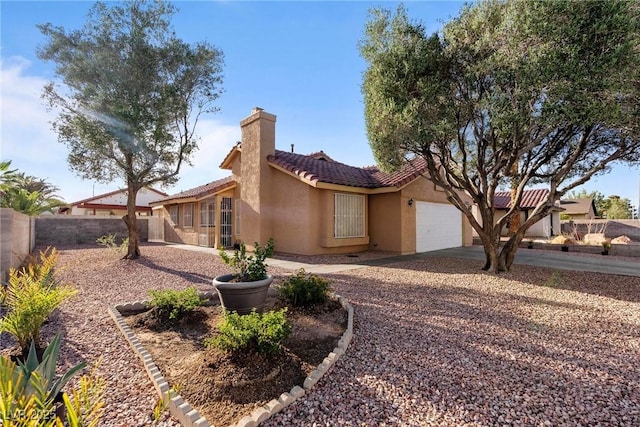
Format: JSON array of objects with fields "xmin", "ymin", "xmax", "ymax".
[{"xmin": 416, "ymin": 201, "xmax": 462, "ymax": 252}]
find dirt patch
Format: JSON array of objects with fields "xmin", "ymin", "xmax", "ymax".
[{"xmin": 123, "ymin": 293, "xmax": 346, "ymax": 426}]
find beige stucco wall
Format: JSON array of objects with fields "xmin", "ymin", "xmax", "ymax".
[
  {"xmin": 0, "ymin": 208, "xmax": 34, "ymax": 281},
  {"xmin": 160, "ymin": 191, "xmax": 234, "ymax": 248},
  {"xmin": 477, "ymin": 209, "xmax": 560, "ymax": 238},
  {"xmin": 369, "ymin": 192, "xmax": 403, "ymax": 252},
  {"xmin": 238, "ymin": 109, "xmax": 276, "ymax": 248},
  {"xmin": 263, "ymin": 172, "xmax": 371, "ymax": 255}
]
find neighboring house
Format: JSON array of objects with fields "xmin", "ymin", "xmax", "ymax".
[
  {"xmin": 59, "ymin": 187, "xmax": 168, "ymax": 216},
  {"xmin": 474, "ymin": 188, "xmax": 562, "ymax": 238},
  {"xmin": 559, "ymin": 198, "xmax": 598, "ymax": 220},
  {"xmin": 150, "ymin": 107, "xmax": 473, "ymax": 255}
]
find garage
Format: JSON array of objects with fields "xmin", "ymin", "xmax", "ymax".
[{"xmin": 415, "ymin": 201, "xmax": 462, "ymax": 252}]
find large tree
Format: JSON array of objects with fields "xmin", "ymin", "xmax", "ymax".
[
  {"xmin": 38, "ymin": 0, "xmax": 224, "ymax": 259},
  {"xmin": 361, "ymin": 0, "xmax": 640, "ymax": 272}
]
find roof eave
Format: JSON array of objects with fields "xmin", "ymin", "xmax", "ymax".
[{"xmin": 220, "ymin": 143, "xmax": 241, "ymax": 170}]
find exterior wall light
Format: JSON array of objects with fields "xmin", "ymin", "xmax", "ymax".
[{"xmin": 408, "ymin": 198, "xmax": 414, "ymax": 206}]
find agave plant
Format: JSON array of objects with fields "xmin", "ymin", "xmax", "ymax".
[
  {"xmin": 15, "ymin": 334, "xmax": 87, "ymax": 405},
  {"xmin": 0, "ymin": 335, "xmax": 105, "ymax": 426}
]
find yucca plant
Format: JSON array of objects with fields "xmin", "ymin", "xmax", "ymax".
[
  {"xmin": 62, "ymin": 364, "xmax": 106, "ymax": 427},
  {"xmin": 0, "ymin": 248, "xmax": 77, "ymax": 352}
]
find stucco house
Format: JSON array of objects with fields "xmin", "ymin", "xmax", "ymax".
[
  {"xmin": 559, "ymin": 198, "xmax": 598, "ymax": 220},
  {"xmin": 150, "ymin": 108, "xmax": 473, "ymax": 255},
  {"xmin": 59, "ymin": 187, "xmax": 168, "ymax": 216},
  {"xmin": 477, "ymin": 188, "xmax": 562, "ymax": 238}
]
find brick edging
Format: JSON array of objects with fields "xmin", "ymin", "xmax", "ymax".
[{"xmin": 108, "ymin": 292, "xmax": 354, "ymax": 427}]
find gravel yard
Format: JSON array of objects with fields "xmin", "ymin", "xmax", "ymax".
[{"xmin": 2, "ymin": 243, "xmax": 639, "ymax": 426}]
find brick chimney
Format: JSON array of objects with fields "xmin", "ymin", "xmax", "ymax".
[{"xmin": 238, "ymin": 107, "xmax": 276, "ymax": 247}]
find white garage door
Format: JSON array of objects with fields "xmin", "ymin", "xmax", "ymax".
[{"xmin": 416, "ymin": 202, "xmax": 462, "ymax": 252}]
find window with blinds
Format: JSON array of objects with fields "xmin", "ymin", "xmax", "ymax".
[
  {"xmin": 169, "ymin": 205, "xmax": 179, "ymax": 225},
  {"xmin": 200, "ymin": 201, "xmax": 215, "ymax": 226},
  {"xmin": 183, "ymin": 203, "xmax": 194, "ymax": 227},
  {"xmin": 334, "ymin": 193, "xmax": 365, "ymax": 238}
]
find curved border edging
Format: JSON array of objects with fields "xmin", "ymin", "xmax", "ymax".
[{"xmin": 108, "ymin": 292, "xmax": 354, "ymax": 427}]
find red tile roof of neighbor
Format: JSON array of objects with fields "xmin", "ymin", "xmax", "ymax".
[
  {"xmin": 493, "ymin": 188, "xmax": 550, "ymax": 209},
  {"xmin": 267, "ymin": 150, "xmax": 428, "ymax": 189},
  {"xmin": 155, "ymin": 176, "xmax": 235, "ymax": 204}
]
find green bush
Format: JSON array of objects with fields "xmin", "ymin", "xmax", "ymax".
[
  {"xmin": 205, "ymin": 308, "xmax": 290, "ymax": 354},
  {"xmin": 147, "ymin": 287, "xmax": 204, "ymax": 321},
  {"xmin": 278, "ymin": 269, "xmax": 332, "ymax": 307},
  {"xmin": 0, "ymin": 248, "xmax": 77, "ymax": 351}
]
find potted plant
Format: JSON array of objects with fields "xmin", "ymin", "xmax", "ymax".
[
  {"xmin": 601, "ymin": 240, "xmax": 611, "ymax": 255},
  {"xmin": 213, "ymin": 238, "xmax": 274, "ymax": 315}
]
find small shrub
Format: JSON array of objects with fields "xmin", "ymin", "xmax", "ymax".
[
  {"xmin": 96, "ymin": 233, "xmax": 129, "ymax": 253},
  {"xmin": 278, "ymin": 269, "xmax": 332, "ymax": 307},
  {"xmin": 205, "ymin": 308, "xmax": 290, "ymax": 354},
  {"xmin": 146, "ymin": 287, "xmax": 204, "ymax": 322},
  {"xmin": 0, "ymin": 248, "xmax": 77, "ymax": 351},
  {"xmin": 219, "ymin": 238, "xmax": 274, "ymax": 282}
]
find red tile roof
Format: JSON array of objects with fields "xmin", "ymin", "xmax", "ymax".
[
  {"xmin": 267, "ymin": 150, "xmax": 427, "ymax": 189},
  {"xmin": 155, "ymin": 176, "xmax": 235, "ymax": 204},
  {"xmin": 494, "ymin": 188, "xmax": 549, "ymax": 209}
]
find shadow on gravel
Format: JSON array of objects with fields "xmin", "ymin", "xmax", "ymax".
[
  {"xmin": 351, "ymin": 255, "xmax": 640, "ymax": 304},
  {"xmin": 321, "ymin": 271, "xmax": 640, "ymax": 426},
  {"xmin": 134, "ymin": 256, "xmax": 213, "ymax": 285}
]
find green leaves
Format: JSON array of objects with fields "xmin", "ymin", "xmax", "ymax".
[
  {"xmin": 360, "ymin": 0, "xmax": 640, "ymax": 272},
  {"xmin": 146, "ymin": 287, "xmax": 204, "ymax": 322},
  {"xmin": 205, "ymin": 308, "xmax": 291, "ymax": 354},
  {"xmin": 278, "ymin": 269, "xmax": 332, "ymax": 307},
  {"xmin": 0, "ymin": 248, "xmax": 77, "ymax": 351},
  {"xmin": 219, "ymin": 238, "xmax": 275, "ymax": 282}
]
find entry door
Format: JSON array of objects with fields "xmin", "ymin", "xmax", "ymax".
[
  {"xmin": 416, "ymin": 202, "xmax": 462, "ymax": 252},
  {"xmin": 198, "ymin": 201, "xmax": 216, "ymax": 247},
  {"xmin": 220, "ymin": 197, "xmax": 233, "ymax": 248}
]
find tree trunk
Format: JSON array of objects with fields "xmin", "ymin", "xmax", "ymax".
[
  {"xmin": 123, "ymin": 183, "xmax": 141, "ymax": 259},
  {"xmin": 498, "ymin": 230, "xmax": 526, "ymax": 271},
  {"xmin": 479, "ymin": 229, "xmax": 504, "ymax": 273}
]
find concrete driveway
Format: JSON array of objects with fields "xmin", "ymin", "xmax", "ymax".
[{"xmin": 418, "ymin": 245, "xmax": 640, "ymax": 277}]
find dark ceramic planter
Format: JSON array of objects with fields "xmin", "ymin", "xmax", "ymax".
[{"xmin": 212, "ymin": 274, "xmax": 273, "ymax": 315}]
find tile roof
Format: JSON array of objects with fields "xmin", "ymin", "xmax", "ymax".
[
  {"xmin": 67, "ymin": 187, "xmax": 168, "ymax": 206},
  {"xmin": 155, "ymin": 176, "xmax": 235, "ymax": 204},
  {"xmin": 494, "ymin": 188, "xmax": 549, "ymax": 209},
  {"xmin": 267, "ymin": 150, "xmax": 427, "ymax": 189},
  {"xmin": 560, "ymin": 198, "xmax": 597, "ymax": 216}
]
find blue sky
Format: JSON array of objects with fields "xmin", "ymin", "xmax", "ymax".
[{"xmin": 1, "ymin": 1, "xmax": 639, "ymax": 210}]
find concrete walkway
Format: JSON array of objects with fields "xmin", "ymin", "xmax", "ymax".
[{"xmin": 165, "ymin": 243, "xmax": 639, "ymax": 277}]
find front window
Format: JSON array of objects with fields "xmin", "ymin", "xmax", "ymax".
[
  {"xmin": 334, "ymin": 193, "xmax": 365, "ymax": 238},
  {"xmin": 200, "ymin": 201, "xmax": 215, "ymax": 226},
  {"xmin": 183, "ymin": 203, "xmax": 194, "ymax": 227},
  {"xmin": 169, "ymin": 205, "xmax": 179, "ymax": 224}
]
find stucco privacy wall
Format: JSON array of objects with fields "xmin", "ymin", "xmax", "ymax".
[
  {"xmin": 0, "ymin": 208, "xmax": 35, "ymax": 281},
  {"xmin": 35, "ymin": 216, "xmax": 148, "ymax": 247}
]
